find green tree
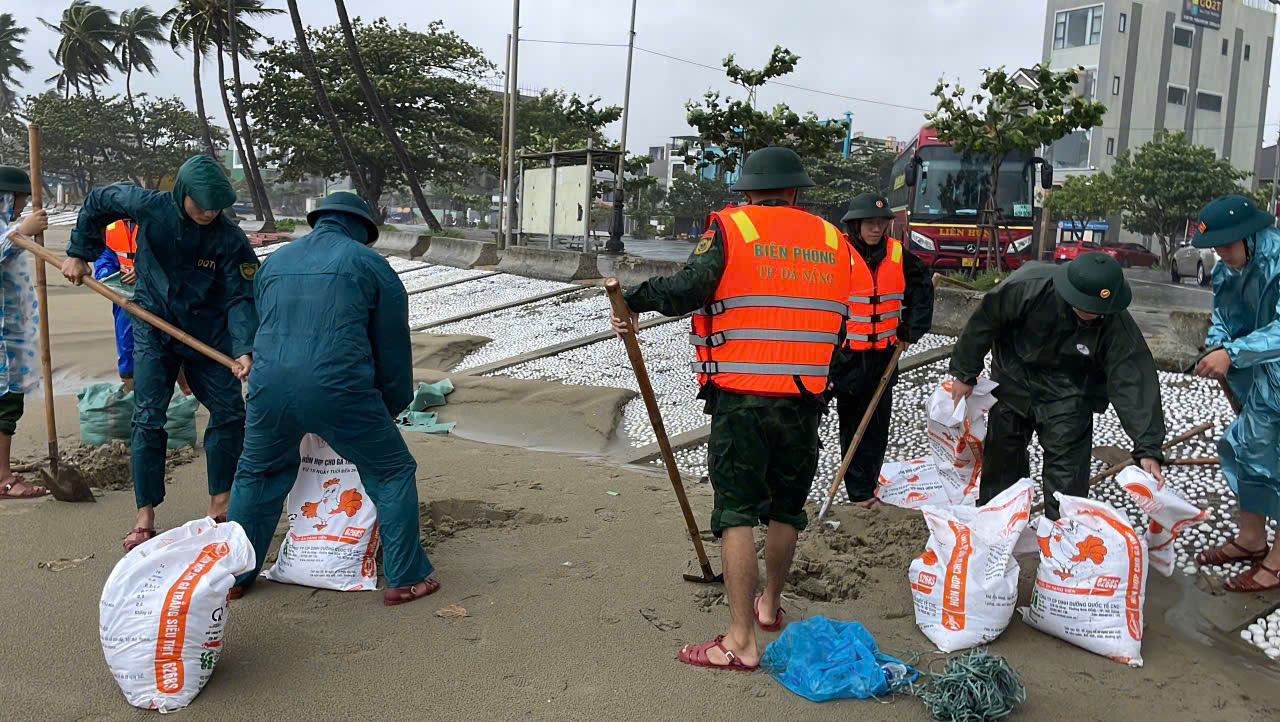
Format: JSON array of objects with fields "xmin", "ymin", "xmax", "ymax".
[
  {"xmin": 112, "ymin": 6, "xmax": 167, "ymax": 111},
  {"xmin": 0, "ymin": 13, "xmax": 31, "ymax": 111},
  {"xmin": 804, "ymin": 147, "xmax": 896, "ymax": 205},
  {"xmin": 41, "ymin": 1, "xmax": 120, "ymax": 99},
  {"xmin": 163, "ymin": 1, "xmax": 220, "ymax": 157},
  {"xmin": 243, "ymin": 17, "xmax": 494, "ymax": 214},
  {"xmin": 665, "ymin": 173, "xmax": 732, "ymax": 221},
  {"xmin": 927, "ymin": 65, "xmax": 1107, "ymax": 270},
  {"xmin": 1110, "ymin": 130, "xmax": 1250, "ymax": 264},
  {"xmin": 222, "ymin": 0, "xmax": 282, "ymax": 229},
  {"xmin": 628, "ymin": 182, "xmax": 666, "ymax": 239},
  {"xmin": 1043, "ymin": 173, "xmax": 1116, "ymax": 240},
  {"xmin": 684, "ymin": 46, "xmax": 845, "ymax": 173}
]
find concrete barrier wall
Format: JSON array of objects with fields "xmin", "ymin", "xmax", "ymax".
[
  {"xmin": 603, "ymin": 257, "xmax": 686, "ymax": 290},
  {"xmin": 373, "ymin": 232, "xmax": 431, "ymax": 259},
  {"xmin": 929, "ymin": 286, "xmax": 985, "ymax": 337},
  {"xmin": 495, "ymin": 246, "xmax": 601, "ymax": 282},
  {"xmin": 424, "ymin": 238, "xmax": 500, "ymax": 269}
]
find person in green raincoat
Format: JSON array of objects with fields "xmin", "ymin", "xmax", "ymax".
[
  {"xmin": 948, "ymin": 252, "xmax": 1166, "ymax": 519},
  {"xmin": 61, "ymin": 155, "xmax": 258, "ymax": 549}
]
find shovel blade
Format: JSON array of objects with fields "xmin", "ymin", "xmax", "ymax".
[
  {"xmin": 40, "ymin": 464, "xmax": 96, "ymax": 503},
  {"xmin": 682, "ymin": 572, "xmax": 724, "ymax": 585}
]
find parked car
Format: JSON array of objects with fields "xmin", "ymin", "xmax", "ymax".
[
  {"xmin": 1171, "ymin": 241, "xmax": 1217, "ymax": 286},
  {"xmin": 1052, "ymin": 237, "xmax": 1099, "ymax": 263},
  {"xmin": 1099, "ymin": 242, "xmax": 1158, "ymax": 268}
]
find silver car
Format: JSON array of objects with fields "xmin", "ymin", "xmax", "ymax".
[{"xmin": 1171, "ymin": 241, "xmax": 1217, "ymax": 286}]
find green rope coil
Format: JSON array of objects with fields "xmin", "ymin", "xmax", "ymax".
[{"xmin": 914, "ymin": 648, "xmax": 1026, "ymax": 722}]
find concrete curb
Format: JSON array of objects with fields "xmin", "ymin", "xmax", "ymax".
[
  {"xmin": 459, "ymin": 314, "xmax": 687, "ymax": 377},
  {"xmin": 599, "ymin": 256, "xmax": 685, "ymax": 291},
  {"xmin": 406, "ymin": 271, "xmax": 501, "ymax": 297},
  {"xmin": 496, "ymin": 247, "xmax": 602, "ymax": 282},
  {"xmin": 374, "ymin": 232, "xmax": 431, "ymax": 259},
  {"xmin": 411, "ymin": 286, "xmax": 584, "ymax": 332},
  {"xmin": 424, "ymin": 238, "xmax": 500, "ymax": 269}
]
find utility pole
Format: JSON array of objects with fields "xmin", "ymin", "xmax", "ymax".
[
  {"xmin": 1271, "ymin": 125, "xmax": 1279, "ymax": 225},
  {"xmin": 497, "ymin": 34, "xmax": 511, "ymax": 239},
  {"xmin": 504, "ymin": 1, "xmax": 521, "ymax": 250},
  {"xmin": 605, "ymin": 0, "xmax": 638, "ymax": 254}
]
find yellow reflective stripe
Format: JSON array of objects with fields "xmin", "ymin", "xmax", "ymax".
[
  {"xmin": 823, "ymin": 222, "xmax": 839, "ymax": 250},
  {"xmin": 729, "ymin": 211, "xmax": 760, "ymax": 243},
  {"xmin": 891, "ymin": 240, "xmax": 902, "ymax": 263}
]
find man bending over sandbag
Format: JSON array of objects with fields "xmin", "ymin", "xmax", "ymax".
[
  {"xmin": 62, "ymin": 156, "xmax": 257, "ymax": 548},
  {"xmin": 948, "ymin": 252, "xmax": 1166, "ymax": 519},
  {"xmin": 226, "ymin": 192, "xmax": 438, "ymax": 605}
]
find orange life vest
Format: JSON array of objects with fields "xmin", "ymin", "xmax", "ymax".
[
  {"xmin": 690, "ymin": 205, "xmax": 852, "ymax": 397},
  {"xmin": 845, "ymin": 238, "xmax": 906, "ymax": 350},
  {"xmin": 105, "ymin": 220, "xmax": 137, "ymax": 270}
]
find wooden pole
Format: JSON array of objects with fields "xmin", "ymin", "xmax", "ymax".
[{"xmin": 27, "ymin": 125, "xmax": 59, "ymax": 478}]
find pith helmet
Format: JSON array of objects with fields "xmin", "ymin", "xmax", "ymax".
[
  {"xmin": 1192, "ymin": 194, "xmax": 1274, "ymax": 248},
  {"xmin": 307, "ymin": 191, "xmax": 380, "ymax": 243},
  {"xmin": 0, "ymin": 166, "xmax": 32, "ymax": 194},
  {"xmin": 1054, "ymin": 251, "xmax": 1132, "ymax": 315},
  {"xmin": 841, "ymin": 192, "xmax": 894, "ymax": 222},
  {"xmin": 730, "ymin": 146, "xmax": 814, "ymax": 192}
]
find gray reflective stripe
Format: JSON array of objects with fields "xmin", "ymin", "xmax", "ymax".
[
  {"xmin": 847, "ymin": 329, "xmax": 898, "ymax": 342},
  {"xmin": 848, "ymin": 295, "xmax": 873, "ymax": 303},
  {"xmin": 877, "ymin": 293, "xmax": 905, "ymax": 302},
  {"xmin": 847, "ymin": 310, "xmax": 900, "ymax": 323},
  {"xmin": 702, "ymin": 295, "xmax": 849, "ymax": 317},
  {"xmin": 688, "ymin": 329, "xmax": 841, "ymax": 347},
  {"xmin": 692, "ymin": 361, "xmax": 831, "ymax": 376}
]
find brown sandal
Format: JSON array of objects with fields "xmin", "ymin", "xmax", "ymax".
[
  {"xmin": 0, "ymin": 478, "xmax": 50, "ymax": 500},
  {"xmin": 1224, "ymin": 562, "xmax": 1280, "ymax": 593},
  {"xmin": 123, "ymin": 527, "xmax": 157, "ymax": 552},
  {"xmin": 382, "ymin": 577, "xmax": 440, "ymax": 606},
  {"xmin": 1195, "ymin": 540, "xmax": 1268, "ymax": 567}
]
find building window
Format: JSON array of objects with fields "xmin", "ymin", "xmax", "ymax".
[
  {"xmin": 1222, "ymin": 39, "xmax": 1229, "ymax": 55},
  {"xmin": 1173, "ymin": 27, "xmax": 1193, "ymax": 48},
  {"xmin": 1112, "ymin": 75, "xmax": 1121, "ymax": 95},
  {"xmin": 1106, "ymin": 138, "xmax": 1115, "ymax": 155},
  {"xmin": 1119, "ymin": 12, "xmax": 1127, "ymax": 33},
  {"xmin": 1054, "ymin": 5, "xmax": 1104, "ymax": 49},
  {"xmin": 1246, "ymin": 44, "xmax": 1252, "ymax": 61},
  {"xmin": 1167, "ymin": 86, "xmax": 1188, "ymax": 105},
  {"xmin": 1197, "ymin": 92, "xmax": 1222, "ymax": 112},
  {"xmin": 1075, "ymin": 68, "xmax": 1098, "ymax": 101}
]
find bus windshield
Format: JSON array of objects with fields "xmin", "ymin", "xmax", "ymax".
[{"xmin": 911, "ymin": 146, "xmax": 1033, "ymax": 223}]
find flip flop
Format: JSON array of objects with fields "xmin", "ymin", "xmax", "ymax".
[
  {"xmin": 753, "ymin": 594, "xmax": 785, "ymax": 632},
  {"xmin": 677, "ymin": 635, "xmax": 758, "ymax": 672},
  {"xmin": 122, "ymin": 527, "xmax": 157, "ymax": 552},
  {"xmin": 227, "ymin": 585, "xmax": 246, "ymax": 601},
  {"xmin": 0, "ymin": 478, "xmax": 50, "ymax": 500},
  {"xmin": 383, "ymin": 577, "xmax": 441, "ymax": 607},
  {"xmin": 1224, "ymin": 562, "xmax": 1280, "ymax": 594},
  {"xmin": 1195, "ymin": 540, "xmax": 1268, "ymax": 567}
]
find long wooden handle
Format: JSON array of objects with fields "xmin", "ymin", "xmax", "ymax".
[
  {"xmin": 818, "ymin": 343, "xmax": 905, "ymax": 519},
  {"xmin": 1030, "ymin": 421, "xmax": 1215, "ymax": 514},
  {"xmin": 604, "ymin": 278, "xmax": 715, "ymax": 577},
  {"xmin": 28, "ymin": 125, "xmax": 60, "ymax": 477},
  {"xmin": 7, "ymin": 234, "xmax": 239, "ymax": 372}
]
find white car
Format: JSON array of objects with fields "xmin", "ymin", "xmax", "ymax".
[{"xmin": 1170, "ymin": 241, "xmax": 1217, "ymax": 286}]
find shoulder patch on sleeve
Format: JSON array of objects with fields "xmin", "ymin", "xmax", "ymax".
[
  {"xmin": 693, "ymin": 235, "xmax": 714, "ymax": 256},
  {"xmin": 239, "ymin": 262, "xmax": 260, "ymax": 281}
]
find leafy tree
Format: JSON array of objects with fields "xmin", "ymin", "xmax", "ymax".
[
  {"xmin": 927, "ymin": 65, "xmax": 1107, "ymax": 269},
  {"xmin": 0, "ymin": 13, "xmax": 31, "ymax": 111},
  {"xmin": 1251, "ymin": 183, "xmax": 1275, "ymax": 217},
  {"xmin": 41, "ymin": 1, "xmax": 119, "ymax": 98},
  {"xmin": 628, "ymin": 183, "xmax": 666, "ymax": 239},
  {"xmin": 113, "ymin": 7, "xmax": 167, "ymax": 111},
  {"xmin": 244, "ymin": 17, "xmax": 494, "ymax": 216},
  {"xmin": 221, "ymin": 0, "xmax": 282, "ymax": 229},
  {"xmin": 804, "ymin": 147, "xmax": 896, "ymax": 205},
  {"xmin": 1043, "ymin": 173, "xmax": 1116, "ymax": 240},
  {"xmin": 163, "ymin": 1, "xmax": 220, "ymax": 157},
  {"xmin": 665, "ymin": 173, "xmax": 733, "ymax": 221},
  {"xmin": 684, "ymin": 46, "xmax": 845, "ymax": 173},
  {"xmin": 1110, "ymin": 130, "xmax": 1250, "ymax": 264}
]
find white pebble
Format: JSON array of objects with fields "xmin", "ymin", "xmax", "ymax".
[{"xmin": 1268, "ymin": 648, "xmax": 1280, "ymax": 660}]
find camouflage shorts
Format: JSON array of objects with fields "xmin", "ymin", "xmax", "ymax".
[{"xmin": 707, "ymin": 400, "xmax": 821, "ymax": 534}]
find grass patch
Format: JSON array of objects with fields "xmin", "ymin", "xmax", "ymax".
[
  {"xmin": 433, "ymin": 227, "xmax": 467, "ymax": 239},
  {"xmin": 271, "ymin": 217, "xmax": 301, "ymax": 232}
]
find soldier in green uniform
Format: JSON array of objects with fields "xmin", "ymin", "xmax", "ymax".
[
  {"xmin": 611, "ymin": 147, "xmax": 852, "ymax": 672},
  {"xmin": 949, "ymin": 252, "xmax": 1166, "ymax": 519}
]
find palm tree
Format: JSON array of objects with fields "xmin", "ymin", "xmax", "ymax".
[
  {"xmin": 224, "ymin": 0, "xmax": 281, "ymax": 231},
  {"xmin": 162, "ymin": 1, "xmax": 218, "ymax": 157},
  {"xmin": 40, "ymin": 1, "xmax": 119, "ymax": 99},
  {"xmin": 333, "ymin": 0, "xmax": 441, "ymax": 232},
  {"xmin": 0, "ymin": 14, "xmax": 31, "ymax": 111},
  {"xmin": 113, "ymin": 7, "xmax": 167, "ymax": 112},
  {"xmin": 285, "ymin": 0, "xmax": 373, "ymax": 210}
]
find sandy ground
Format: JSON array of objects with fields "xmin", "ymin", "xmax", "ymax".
[{"xmin": 2, "ymin": 238, "xmax": 1279, "ymax": 720}]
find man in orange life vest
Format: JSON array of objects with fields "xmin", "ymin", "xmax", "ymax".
[
  {"xmin": 611, "ymin": 147, "xmax": 853, "ymax": 671},
  {"xmin": 828, "ymin": 192, "xmax": 933, "ymax": 506}
]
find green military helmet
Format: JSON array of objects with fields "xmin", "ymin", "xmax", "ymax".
[
  {"xmin": 0, "ymin": 166, "xmax": 32, "ymax": 194},
  {"xmin": 307, "ymin": 191, "xmax": 380, "ymax": 243},
  {"xmin": 1192, "ymin": 194, "xmax": 1274, "ymax": 249},
  {"xmin": 1054, "ymin": 251, "xmax": 1132, "ymax": 315},
  {"xmin": 730, "ymin": 146, "xmax": 814, "ymax": 192},
  {"xmin": 841, "ymin": 192, "xmax": 894, "ymax": 222}
]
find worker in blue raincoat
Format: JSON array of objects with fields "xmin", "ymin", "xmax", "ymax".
[
  {"xmin": 1189, "ymin": 195, "xmax": 1280, "ymax": 593},
  {"xmin": 61, "ymin": 155, "xmax": 258, "ymax": 550},
  {"xmin": 226, "ymin": 192, "xmax": 438, "ymax": 606}
]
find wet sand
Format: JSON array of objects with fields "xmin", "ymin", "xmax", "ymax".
[{"xmin": 2, "ymin": 245, "xmax": 1278, "ymax": 720}]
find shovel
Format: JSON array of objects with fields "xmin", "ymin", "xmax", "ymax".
[
  {"xmin": 605, "ymin": 279, "xmax": 721, "ymax": 584},
  {"xmin": 25, "ymin": 125, "xmax": 93, "ymax": 502}
]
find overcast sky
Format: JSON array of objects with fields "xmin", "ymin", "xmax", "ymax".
[{"xmin": 6, "ymin": 1, "xmax": 1280, "ymax": 154}]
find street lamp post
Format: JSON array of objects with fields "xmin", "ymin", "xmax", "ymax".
[{"xmin": 605, "ymin": 0, "xmax": 638, "ymax": 254}]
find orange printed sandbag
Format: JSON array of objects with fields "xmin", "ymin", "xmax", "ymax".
[
  {"xmin": 909, "ymin": 479, "xmax": 1034, "ymax": 652},
  {"xmin": 1116, "ymin": 467, "xmax": 1208, "ymax": 577},
  {"xmin": 876, "ymin": 458, "xmax": 946, "ymax": 509},
  {"xmin": 925, "ymin": 379, "xmax": 998, "ymax": 506},
  {"xmin": 262, "ymin": 433, "xmax": 380, "ymax": 591},
  {"xmin": 1020, "ymin": 492, "xmax": 1149, "ymax": 666},
  {"xmin": 99, "ymin": 517, "xmax": 255, "ymax": 712}
]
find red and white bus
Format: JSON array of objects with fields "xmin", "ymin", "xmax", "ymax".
[{"xmin": 886, "ymin": 126, "xmax": 1052, "ymax": 271}]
